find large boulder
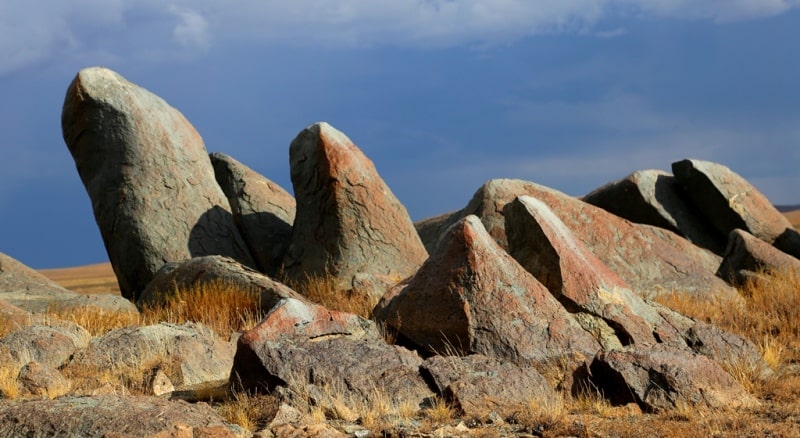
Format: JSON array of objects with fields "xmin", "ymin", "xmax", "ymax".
[
  {"xmin": 0, "ymin": 395, "xmax": 248, "ymax": 437},
  {"xmin": 416, "ymin": 179, "xmax": 733, "ymax": 298},
  {"xmin": 0, "ymin": 323, "xmax": 90, "ymax": 371},
  {"xmin": 210, "ymin": 152, "xmax": 296, "ymax": 276},
  {"xmin": 717, "ymin": 229, "xmax": 800, "ymax": 286},
  {"xmin": 421, "ymin": 354, "xmax": 557, "ymax": 421},
  {"xmin": 504, "ymin": 196, "xmax": 683, "ymax": 349},
  {"xmin": 374, "ymin": 215, "xmax": 600, "ymax": 362},
  {"xmin": 231, "ymin": 297, "xmax": 433, "ymax": 408},
  {"xmin": 582, "ymin": 169, "xmax": 725, "ymax": 254},
  {"xmin": 672, "ymin": 159, "xmax": 792, "ymax": 246},
  {"xmin": 281, "ymin": 122, "xmax": 427, "ymax": 297},
  {"xmin": 590, "ymin": 344, "xmax": 758, "ymax": 412},
  {"xmin": 137, "ymin": 255, "xmax": 302, "ymax": 311},
  {"xmin": 61, "ymin": 66, "xmax": 255, "ymax": 300}
]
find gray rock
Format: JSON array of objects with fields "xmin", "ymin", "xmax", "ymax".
[
  {"xmin": 374, "ymin": 215, "xmax": 600, "ymax": 362},
  {"xmin": 0, "ymin": 395, "xmax": 249, "ymax": 437},
  {"xmin": 583, "ymin": 169, "xmax": 725, "ymax": 254},
  {"xmin": 672, "ymin": 159, "xmax": 792, "ymax": 246},
  {"xmin": 0, "ymin": 323, "xmax": 90, "ymax": 371},
  {"xmin": 61, "ymin": 66, "xmax": 255, "ymax": 300},
  {"xmin": 18, "ymin": 361, "xmax": 70, "ymax": 399},
  {"xmin": 211, "ymin": 152, "xmax": 296, "ymax": 276},
  {"xmin": 231, "ymin": 297, "xmax": 433, "ymax": 409},
  {"xmin": 717, "ymin": 228, "xmax": 800, "ymax": 286},
  {"xmin": 137, "ymin": 255, "xmax": 302, "ymax": 312},
  {"xmin": 282, "ymin": 122, "xmax": 427, "ymax": 297},
  {"xmin": 70, "ymin": 322, "xmax": 234, "ymax": 390}
]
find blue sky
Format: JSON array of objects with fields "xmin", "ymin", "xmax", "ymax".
[{"xmin": 1, "ymin": 1, "xmax": 799, "ymax": 269}]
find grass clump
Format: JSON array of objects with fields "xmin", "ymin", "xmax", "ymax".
[{"xmin": 285, "ymin": 274, "xmax": 378, "ymax": 319}]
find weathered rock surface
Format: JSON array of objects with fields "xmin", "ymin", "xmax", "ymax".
[
  {"xmin": 18, "ymin": 361, "xmax": 70, "ymax": 399},
  {"xmin": 232, "ymin": 297, "xmax": 432, "ymax": 408},
  {"xmin": 375, "ymin": 215, "xmax": 600, "ymax": 362},
  {"xmin": 282, "ymin": 122, "xmax": 427, "ymax": 297},
  {"xmin": 416, "ymin": 179, "xmax": 733, "ymax": 298},
  {"xmin": 70, "ymin": 322, "xmax": 234, "ymax": 390},
  {"xmin": 0, "ymin": 323, "xmax": 90, "ymax": 371},
  {"xmin": 210, "ymin": 152, "xmax": 296, "ymax": 276},
  {"xmin": 61, "ymin": 66, "xmax": 255, "ymax": 300},
  {"xmin": 505, "ymin": 196, "xmax": 683, "ymax": 349},
  {"xmin": 137, "ymin": 255, "xmax": 302, "ymax": 310},
  {"xmin": 717, "ymin": 229, "xmax": 800, "ymax": 286},
  {"xmin": 590, "ymin": 344, "xmax": 757, "ymax": 412},
  {"xmin": 0, "ymin": 395, "xmax": 249, "ymax": 437},
  {"xmin": 421, "ymin": 354, "xmax": 557, "ymax": 420},
  {"xmin": 672, "ymin": 159, "xmax": 792, "ymax": 246},
  {"xmin": 582, "ymin": 169, "xmax": 725, "ymax": 254}
]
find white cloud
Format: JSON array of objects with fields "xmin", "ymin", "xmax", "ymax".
[{"xmin": 2, "ymin": 0, "xmax": 799, "ymax": 76}]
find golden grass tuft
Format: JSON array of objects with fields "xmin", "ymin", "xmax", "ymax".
[
  {"xmin": 216, "ymin": 390, "xmax": 280, "ymax": 432},
  {"xmin": 286, "ymin": 274, "xmax": 378, "ymax": 319},
  {"xmin": 47, "ymin": 307, "xmax": 139, "ymax": 337},
  {"xmin": 0, "ymin": 365, "xmax": 21, "ymax": 400}
]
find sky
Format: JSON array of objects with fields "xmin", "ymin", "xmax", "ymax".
[{"xmin": 1, "ymin": 1, "xmax": 799, "ymax": 269}]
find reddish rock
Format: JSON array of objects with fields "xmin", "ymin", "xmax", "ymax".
[
  {"xmin": 282, "ymin": 122, "xmax": 427, "ymax": 297},
  {"xmin": 210, "ymin": 152, "xmax": 296, "ymax": 276},
  {"xmin": 421, "ymin": 354, "xmax": 558, "ymax": 421},
  {"xmin": 416, "ymin": 179, "xmax": 734, "ymax": 298},
  {"xmin": 232, "ymin": 297, "xmax": 433, "ymax": 408},
  {"xmin": 672, "ymin": 159, "xmax": 792, "ymax": 246},
  {"xmin": 590, "ymin": 344, "xmax": 758, "ymax": 412},
  {"xmin": 505, "ymin": 196, "xmax": 683, "ymax": 348},
  {"xmin": 137, "ymin": 255, "xmax": 302, "ymax": 311},
  {"xmin": 374, "ymin": 215, "xmax": 600, "ymax": 362},
  {"xmin": 61, "ymin": 67, "xmax": 255, "ymax": 300},
  {"xmin": 0, "ymin": 323, "xmax": 90, "ymax": 371},
  {"xmin": 583, "ymin": 169, "xmax": 725, "ymax": 254},
  {"xmin": 717, "ymin": 229, "xmax": 800, "ymax": 286},
  {"xmin": 18, "ymin": 361, "xmax": 70, "ymax": 399}
]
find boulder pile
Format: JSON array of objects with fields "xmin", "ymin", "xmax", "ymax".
[{"xmin": 1, "ymin": 66, "xmax": 798, "ymax": 435}]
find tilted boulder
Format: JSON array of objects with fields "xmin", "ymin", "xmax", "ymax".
[
  {"xmin": 421, "ymin": 354, "xmax": 557, "ymax": 421},
  {"xmin": 582, "ymin": 169, "xmax": 725, "ymax": 254},
  {"xmin": 210, "ymin": 152, "xmax": 296, "ymax": 276},
  {"xmin": 69, "ymin": 322, "xmax": 234, "ymax": 391},
  {"xmin": 61, "ymin": 66, "xmax": 255, "ymax": 300},
  {"xmin": 282, "ymin": 122, "xmax": 427, "ymax": 297},
  {"xmin": 590, "ymin": 344, "xmax": 758, "ymax": 412},
  {"xmin": 374, "ymin": 215, "xmax": 600, "ymax": 362},
  {"xmin": 0, "ymin": 395, "xmax": 248, "ymax": 438},
  {"xmin": 231, "ymin": 297, "xmax": 433, "ymax": 408},
  {"xmin": 717, "ymin": 229, "xmax": 800, "ymax": 286},
  {"xmin": 672, "ymin": 159, "xmax": 792, "ymax": 246},
  {"xmin": 137, "ymin": 255, "xmax": 302, "ymax": 311},
  {"xmin": 504, "ymin": 196, "xmax": 683, "ymax": 349},
  {"xmin": 416, "ymin": 179, "xmax": 733, "ymax": 298}
]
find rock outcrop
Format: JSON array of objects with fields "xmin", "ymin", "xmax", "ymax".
[
  {"xmin": 0, "ymin": 323, "xmax": 90, "ymax": 371},
  {"xmin": 374, "ymin": 215, "xmax": 600, "ymax": 362},
  {"xmin": 61, "ymin": 66, "xmax": 255, "ymax": 300},
  {"xmin": 281, "ymin": 122, "xmax": 427, "ymax": 297},
  {"xmin": 210, "ymin": 152, "xmax": 296, "ymax": 276},
  {"xmin": 717, "ymin": 229, "xmax": 800, "ymax": 286}
]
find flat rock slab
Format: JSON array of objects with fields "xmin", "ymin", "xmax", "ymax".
[
  {"xmin": 282, "ymin": 122, "xmax": 427, "ymax": 297},
  {"xmin": 582, "ymin": 169, "xmax": 725, "ymax": 254},
  {"xmin": 0, "ymin": 395, "xmax": 248, "ymax": 438},
  {"xmin": 717, "ymin": 229, "xmax": 800, "ymax": 286},
  {"xmin": 211, "ymin": 152, "xmax": 296, "ymax": 276},
  {"xmin": 375, "ymin": 215, "xmax": 600, "ymax": 363},
  {"xmin": 422, "ymin": 354, "xmax": 557, "ymax": 421},
  {"xmin": 590, "ymin": 344, "xmax": 758, "ymax": 413},
  {"xmin": 232, "ymin": 297, "xmax": 433, "ymax": 408},
  {"xmin": 61, "ymin": 66, "xmax": 255, "ymax": 300},
  {"xmin": 416, "ymin": 179, "xmax": 734, "ymax": 299}
]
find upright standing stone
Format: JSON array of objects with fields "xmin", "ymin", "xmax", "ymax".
[
  {"xmin": 282, "ymin": 122, "xmax": 427, "ymax": 296},
  {"xmin": 61, "ymin": 67, "xmax": 255, "ymax": 300}
]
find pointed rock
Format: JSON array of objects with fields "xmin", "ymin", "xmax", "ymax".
[
  {"xmin": 505, "ymin": 196, "xmax": 683, "ymax": 348},
  {"xmin": 717, "ymin": 229, "xmax": 800, "ymax": 286},
  {"xmin": 416, "ymin": 179, "xmax": 734, "ymax": 298},
  {"xmin": 672, "ymin": 159, "xmax": 792, "ymax": 246},
  {"xmin": 210, "ymin": 152, "xmax": 296, "ymax": 276},
  {"xmin": 583, "ymin": 170, "xmax": 725, "ymax": 254},
  {"xmin": 374, "ymin": 215, "xmax": 600, "ymax": 362},
  {"xmin": 231, "ymin": 297, "xmax": 433, "ymax": 408},
  {"xmin": 61, "ymin": 67, "xmax": 255, "ymax": 300},
  {"xmin": 590, "ymin": 344, "xmax": 758, "ymax": 412},
  {"xmin": 282, "ymin": 122, "xmax": 427, "ymax": 297}
]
